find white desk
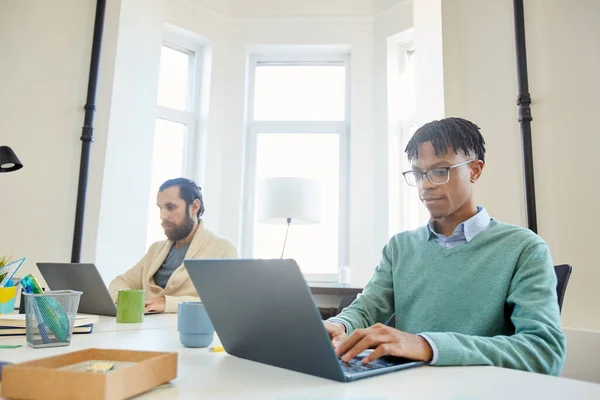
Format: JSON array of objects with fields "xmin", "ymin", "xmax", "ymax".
[
  {"xmin": 91, "ymin": 313, "xmax": 179, "ymax": 333},
  {"xmin": 2, "ymin": 314, "xmax": 600, "ymax": 399}
]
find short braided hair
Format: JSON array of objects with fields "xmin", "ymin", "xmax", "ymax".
[{"xmin": 405, "ymin": 117, "xmax": 486, "ymax": 163}]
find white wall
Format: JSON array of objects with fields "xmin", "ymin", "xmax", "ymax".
[
  {"xmin": 226, "ymin": 0, "xmax": 373, "ymax": 18},
  {"xmin": 373, "ymin": 2, "xmax": 414, "ymax": 255},
  {"xmin": 525, "ymin": 0, "xmax": 600, "ymax": 332},
  {"xmin": 562, "ymin": 328, "xmax": 600, "ymax": 383},
  {"xmin": 440, "ymin": 0, "xmax": 526, "ymax": 228},
  {"xmin": 414, "ymin": 0, "xmax": 445, "ymax": 123},
  {"xmin": 0, "ymin": 0, "xmax": 113, "ymax": 285},
  {"xmin": 94, "ymin": 0, "xmax": 165, "ymax": 284}
]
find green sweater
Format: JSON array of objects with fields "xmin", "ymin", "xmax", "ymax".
[{"xmin": 334, "ymin": 220, "xmax": 566, "ymax": 375}]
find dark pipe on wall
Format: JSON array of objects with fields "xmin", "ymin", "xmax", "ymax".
[
  {"xmin": 71, "ymin": 0, "xmax": 107, "ymax": 262},
  {"xmin": 513, "ymin": 0, "xmax": 538, "ymax": 233}
]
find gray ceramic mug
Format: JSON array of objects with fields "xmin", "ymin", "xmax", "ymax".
[{"xmin": 177, "ymin": 302, "xmax": 214, "ymax": 348}]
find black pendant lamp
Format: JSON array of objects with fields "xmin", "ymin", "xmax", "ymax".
[{"xmin": 0, "ymin": 146, "xmax": 23, "ymax": 173}]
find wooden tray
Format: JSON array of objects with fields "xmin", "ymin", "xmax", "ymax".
[{"xmin": 1, "ymin": 348, "xmax": 177, "ymax": 400}]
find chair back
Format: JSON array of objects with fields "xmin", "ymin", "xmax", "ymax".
[{"xmin": 554, "ymin": 264, "xmax": 573, "ymax": 313}]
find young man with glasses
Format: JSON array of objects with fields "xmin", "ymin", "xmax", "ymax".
[{"xmin": 325, "ymin": 117, "xmax": 565, "ymax": 375}]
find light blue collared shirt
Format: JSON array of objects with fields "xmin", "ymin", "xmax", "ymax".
[
  {"xmin": 427, "ymin": 206, "xmax": 492, "ymax": 248},
  {"xmin": 329, "ymin": 207, "xmax": 492, "ymax": 365}
]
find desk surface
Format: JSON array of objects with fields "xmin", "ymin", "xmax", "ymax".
[{"xmin": 2, "ymin": 314, "xmax": 600, "ymax": 400}]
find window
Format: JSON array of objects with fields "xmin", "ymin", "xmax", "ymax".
[
  {"xmin": 388, "ymin": 44, "xmax": 428, "ymax": 237},
  {"xmin": 146, "ymin": 42, "xmax": 202, "ymax": 248},
  {"xmin": 253, "ymin": 65, "xmax": 346, "ymax": 121},
  {"xmin": 242, "ymin": 56, "xmax": 349, "ymax": 281}
]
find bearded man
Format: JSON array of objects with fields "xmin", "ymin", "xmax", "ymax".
[{"xmin": 109, "ymin": 178, "xmax": 237, "ymax": 313}]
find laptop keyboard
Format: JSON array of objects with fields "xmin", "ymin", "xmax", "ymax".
[{"xmin": 339, "ymin": 356, "xmax": 395, "ymax": 375}]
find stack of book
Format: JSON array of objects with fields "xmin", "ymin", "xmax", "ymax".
[{"xmin": 0, "ymin": 314, "xmax": 99, "ymax": 336}]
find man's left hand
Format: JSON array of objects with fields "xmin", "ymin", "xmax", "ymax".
[
  {"xmin": 144, "ymin": 296, "xmax": 166, "ymax": 313},
  {"xmin": 335, "ymin": 323, "xmax": 433, "ymax": 364}
]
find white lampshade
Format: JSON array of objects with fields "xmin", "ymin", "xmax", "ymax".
[{"xmin": 257, "ymin": 177, "xmax": 321, "ymax": 224}]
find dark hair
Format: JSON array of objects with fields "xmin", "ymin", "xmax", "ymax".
[
  {"xmin": 405, "ymin": 117, "xmax": 486, "ymax": 163},
  {"xmin": 159, "ymin": 178, "xmax": 205, "ymax": 219}
]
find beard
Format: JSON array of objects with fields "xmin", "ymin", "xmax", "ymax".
[{"xmin": 163, "ymin": 212, "xmax": 195, "ymax": 241}]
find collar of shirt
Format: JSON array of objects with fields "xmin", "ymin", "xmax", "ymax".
[{"xmin": 427, "ymin": 206, "xmax": 491, "ymax": 243}]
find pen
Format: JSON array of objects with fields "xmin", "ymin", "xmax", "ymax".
[
  {"xmin": 0, "ymin": 345, "xmax": 22, "ymax": 349},
  {"xmin": 209, "ymin": 346, "xmax": 224, "ymax": 352}
]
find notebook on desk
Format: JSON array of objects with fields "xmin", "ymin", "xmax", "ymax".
[
  {"xmin": 0, "ymin": 314, "xmax": 99, "ymax": 336},
  {"xmin": 184, "ymin": 258, "xmax": 424, "ymax": 382}
]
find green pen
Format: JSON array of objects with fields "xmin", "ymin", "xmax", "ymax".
[{"xmin": 0, "ymin": 344, "xmax": 22, "ymax": 349}]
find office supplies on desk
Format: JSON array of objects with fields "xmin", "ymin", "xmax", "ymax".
[
  {"xmin": 0, "ymin": 286, "xmax": 17, "ymax": 315},
  {"xmin": 185, "ymin": 259, "xmax": 424, "ymax": 382},
  {"xmin": 19, "ymin": 274, "xmax": 43, "ymax": 294},
  {"xmin": 209, "ymin": 346, "xmax": 224, "ymax": 352},
  {"xmin": 1, "ymin": 324, "xmax": 94, "ymax": 336},
  {"xmin": 0, "ymin": 345, "xmax": 22, "ymax": 349},
  {"xmin": 0, "ymin": 258, "xmax": 25, "ymax": 288},
  {"xmin": 59, "ymin": 360, "xmax": 122, "ymax": 373},
  {"xmin": 23, "ymin": 290, "xmax": 82, "ymax": 348},
  {"xmin": 0, "ymin": 313, "xmax": 99, "ymax": 328},
  {"xmin": 1, "ymin": 312, "xmax": 98, "ymax": 336},
  {"xmin": 19, "ymin": 274, "xmax": 52, "ymax": 343}
]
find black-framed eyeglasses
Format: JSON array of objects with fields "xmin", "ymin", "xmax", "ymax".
[{"xmin": 402, "ymin": 160, "xmax": 475, "ymax": 187}]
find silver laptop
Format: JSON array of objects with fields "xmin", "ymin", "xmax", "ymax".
[
  {"xmin": 184, "ymin": 258, "xmax": 424, "ymax": 382},
  {"xmin": 36, "ymin": 263, "xmax": 118, "ymax": 316}
]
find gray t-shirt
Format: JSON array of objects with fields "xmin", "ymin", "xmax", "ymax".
[{"xmin": 153, "ymin": 243, "xmax": 190, "ymax": 289}]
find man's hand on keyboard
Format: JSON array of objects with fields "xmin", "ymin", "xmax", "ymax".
[
  {"xmin": 334, "ymin": 323, "xmax": 433, "ymax": 364},
  {"xmin": 323, "ymin": 321, "xmax": 348, "ymax": 348}
]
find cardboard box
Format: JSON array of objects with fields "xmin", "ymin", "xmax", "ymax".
[{"xmin": 1, "ymin": 348, "xmax": 178, "ymax": 400}]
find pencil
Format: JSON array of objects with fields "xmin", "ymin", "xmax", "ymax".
[{"xmin": 209, "ymin": 345, "xmax": 224, "ymax": 352}]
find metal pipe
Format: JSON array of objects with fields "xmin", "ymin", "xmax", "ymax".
[
  {"xmin": 513, "ymin": 0, "xmax": 538, "ymax": 233},
  {"xmin": 71, "ymin": 0, "xmax": 107, "ymax": 262}
]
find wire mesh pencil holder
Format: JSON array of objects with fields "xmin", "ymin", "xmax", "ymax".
[{"xmin": 24, "ymin": 290, "xmax": 82, "ymax": 348}]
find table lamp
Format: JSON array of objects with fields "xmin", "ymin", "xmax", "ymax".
[
  {"xmin": 257, "ymin": 177, "xmax": 321, "ymax": 258},
  {"xmin": 0, "ymin": 146, "xmax": 23, "ymax": 173}
]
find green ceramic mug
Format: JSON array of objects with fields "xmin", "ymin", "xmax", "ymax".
[{"xmin": 116, "ymin": 289, "xmax": 145, "ymax": 323}]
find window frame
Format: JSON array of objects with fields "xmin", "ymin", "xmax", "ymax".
[
  {"xmin": 387, "ymin": 30, "xmax": 429, "ymax": 236},
  {"xmin": 145, "ymin": 31, "xmax": 206, "ymax": 249},
  {"xmin": 155, "ymin": 39, "xmax": 203, "ymax": 179},
  {"xmin": 241, "ymin": 53, "xmax": 351, "ymax": 282}
]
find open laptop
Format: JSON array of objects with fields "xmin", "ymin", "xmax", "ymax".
[
  {"xmin": 184, "ymin": 258, "xmax": 424, "ymax": 382},
  {"xmin": 36, "ymin": 263, "xmax": 118, "ymax": 316},
  {"xmin": 36, "ymin": 263, "xmax": 162, "ymax": 317}
]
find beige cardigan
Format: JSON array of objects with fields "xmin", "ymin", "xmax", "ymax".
[{"xmin": 108, "ymin": 222, "xmax": 237, "ymax": 313}]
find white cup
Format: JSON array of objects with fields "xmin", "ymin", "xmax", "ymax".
[{"xmin": 338, "ymin": 266, "xmax": 351, "ymax": 286}]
